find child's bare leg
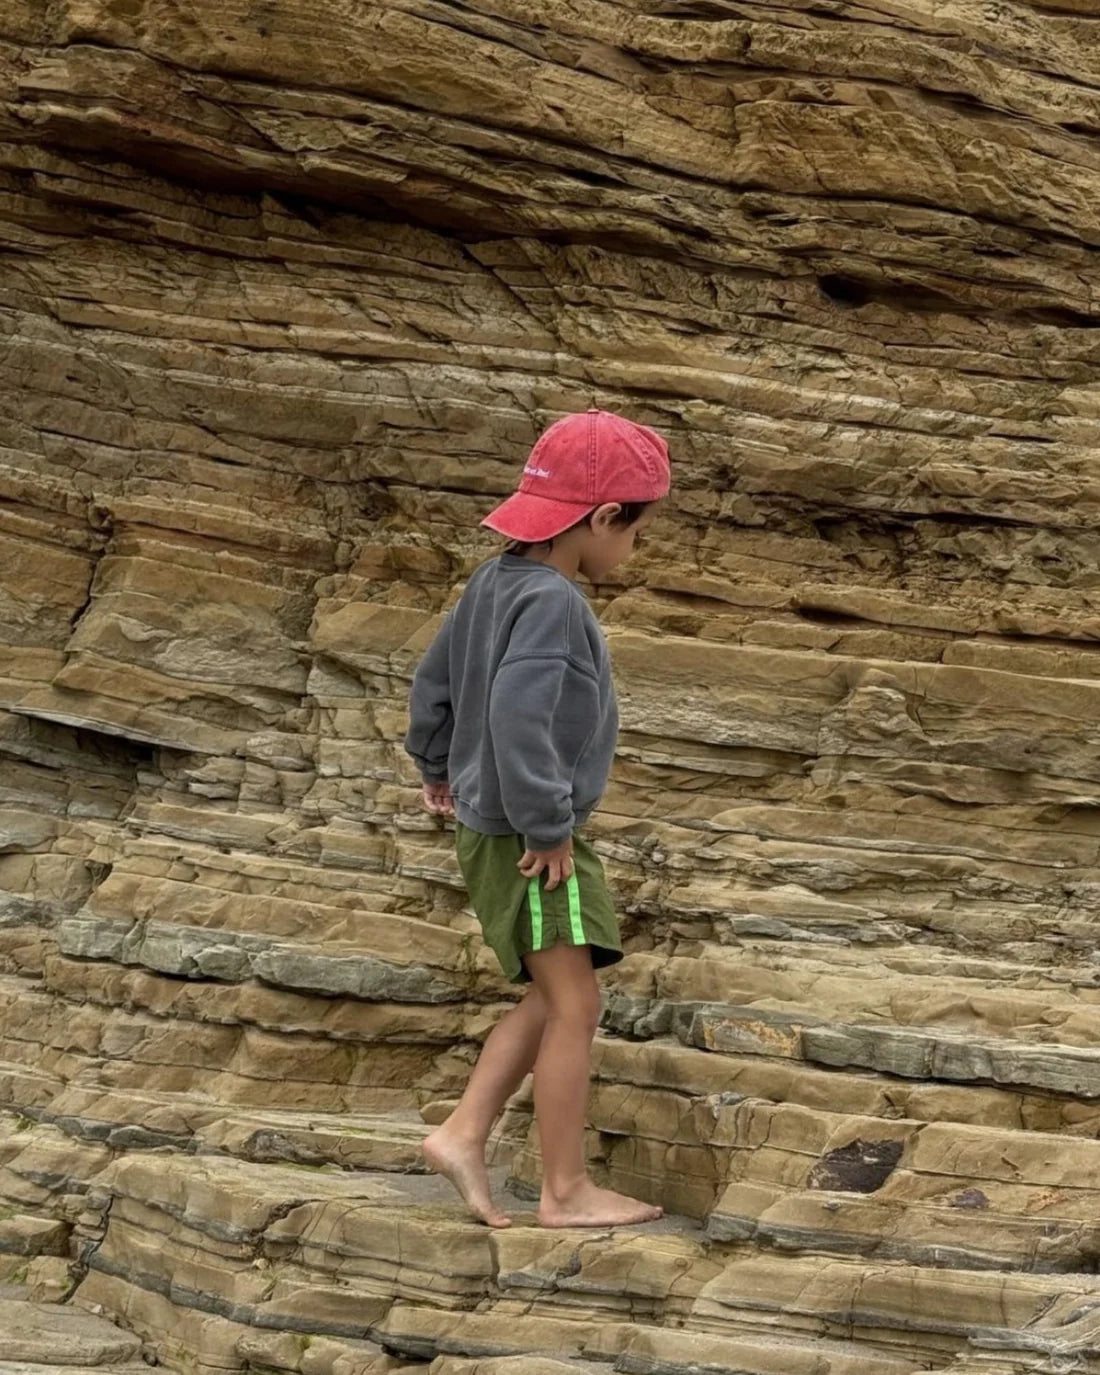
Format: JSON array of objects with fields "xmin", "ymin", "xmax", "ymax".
[
  {"xmin": 525, "ymin": 945, "xmax": 663, "ymax": 1228},
  {"xmin": 422, "ymin": 985, "xmax": 547, "ymax": 1227}
]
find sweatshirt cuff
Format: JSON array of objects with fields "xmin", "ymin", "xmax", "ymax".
[
  {"xmin": 417, "ymin": 759, "xmax": 449, "ymax": 783},
  {"xmin": 522, "ymin": 818, "xmax": 575, "ymax": 852}
]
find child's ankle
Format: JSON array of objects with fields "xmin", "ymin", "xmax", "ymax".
[
  {"xmin": 428, "ymin": 1119, "xmax": 488, "ymax": 1149},
  {"xmin": 540, "ymin": 1172, "xmax": 590, "ymax": 1204}
]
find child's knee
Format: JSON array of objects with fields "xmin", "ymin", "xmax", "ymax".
[
  {"xmin": 549, "ymin": 997, "xmax": 599, "ymax": 1040},
  {"xmin": 526, "ymin": 945, "xmax": 601, "ymax": 1030},
  {"xmin": 555, "ymin": 977, "xmax": 602, "ymax": 1036}
]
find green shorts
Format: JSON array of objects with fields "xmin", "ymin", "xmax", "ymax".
[{"xmin": 454, "ymin": 822, "xmax": 623, "ymax": 984}]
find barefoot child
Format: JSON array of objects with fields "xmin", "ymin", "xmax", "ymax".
[{"xmin": 403, "ymin": 408, "xmax": 670, "ymax": 1229}]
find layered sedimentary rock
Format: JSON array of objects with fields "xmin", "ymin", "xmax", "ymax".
[{"xmin": 2, "ymin": 0, "xmax": 1100, "ymax": 1372}]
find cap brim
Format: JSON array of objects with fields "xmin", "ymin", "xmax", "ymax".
[{"xmin": 481, "ymin": 491, "xmax": 595, "ymax": 542}]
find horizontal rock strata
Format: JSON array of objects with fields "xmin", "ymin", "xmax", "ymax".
[{"xmin": 1, "ymin": 0, "xmax": 1100, "ymax": 1372}]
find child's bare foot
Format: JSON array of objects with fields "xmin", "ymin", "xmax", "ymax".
[
  {"xmin": 538, "ymin": 1181, "xmax": 663, "ymax": 1229},
  {"xmin": 421, "ymin": 1129, "xmax": 512, "ymax": 1228}
]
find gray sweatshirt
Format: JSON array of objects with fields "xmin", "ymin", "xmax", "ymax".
[{"xmin": 404, "ymin": 554, "xmax": 618, "ymax": 851}]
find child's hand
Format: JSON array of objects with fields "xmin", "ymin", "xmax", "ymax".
[
  {"xmin": 518, "ymin": 837, "xmax": 574, "ymax": 892},
  {"xmin": 422, "ymin": 781, "xmax": 455, "ymax": 817}
]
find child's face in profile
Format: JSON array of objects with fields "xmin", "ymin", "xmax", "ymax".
[{"xmin": 578, "ymin": 502, "xmax": 661, "ymax": 583}]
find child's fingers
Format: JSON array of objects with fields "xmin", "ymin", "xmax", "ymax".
[
  {"xmin": 518, "ymin": 851, "xmax": 551, "ymax": 880},
  {"xmin": 518, "ymin": 849, "xmax": 571, "ymax": 886},
  {"xmin": 421, "ymin": 783, "xmax": 455, "ymax": 817}
]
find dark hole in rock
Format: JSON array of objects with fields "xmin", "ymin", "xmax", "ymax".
[
  {"xmin": 807, "ymin": 1137, "xmax": 904, "ymax": 1193},
  {"xmin": 818, "ymin": 274, "xmax": 872, "ymax": 308},
  {"xmin": 947, "ymin": 1187, "xmax": 989, "ymax": 1209}
]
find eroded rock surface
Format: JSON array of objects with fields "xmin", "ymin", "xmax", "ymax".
[{"xmin": 1, "ymin": 0, "xmax": 1100, "ymax": 1372}]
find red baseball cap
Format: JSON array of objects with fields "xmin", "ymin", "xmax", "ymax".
[{"xmin": 482, "ymin": 409, "xmax": 671, "ymax": 543}]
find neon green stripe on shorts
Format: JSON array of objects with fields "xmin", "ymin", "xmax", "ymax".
[
  {"xmin": 566, "ymin": 872, "xmax": 585, "ymax": 945},
  {"xmin": 454, "ymin": 823, "xmax": 624, "ymax": 985},
  {"xmin": 528, "ymin": 877, "xmax": 544, "ymax": 950}
]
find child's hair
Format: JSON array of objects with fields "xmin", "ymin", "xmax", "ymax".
[{"xmin": 504, "ymin": 501, "xmax": 651, "ymax": 556}]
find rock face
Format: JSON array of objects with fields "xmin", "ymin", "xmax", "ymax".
[{"xmin": 2, "ymin": 0, "xmax": 1100, "ymax": 1371}]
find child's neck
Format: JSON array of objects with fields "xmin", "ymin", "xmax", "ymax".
[{"xmin": 517, "ymin": 545, "xmax": 580, "ymax": 580}]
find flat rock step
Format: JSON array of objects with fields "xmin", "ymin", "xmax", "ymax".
[
  {"xmin": 0, "ymin": 1297, "xmax": 144, "ymax": 1366},
  {"xmin": 0, "ymin": 1213, "xmax": 68, "ymax": 1257},
  {"xmin": 428, "ymin": 1361, "xmax": 612, "ymax": 1375},
  {"xmin": 241, "ymin": 1335, "xmax": 615, "ymax": 1375},
  {"xmin": 4, "ymin": 1085, "xmax": 436, "ymax": 1171},
  {"xmin": 0, "ymin": 972, "xmax": 483, "ymax": 1118},
  {"xmin": 377, "ymin": 1307, "xmax": 943, "ymax": 1373},
  {"xmin": 64, "ymin": 1147, "xmax": 1100, "ymax": 1374},
  {"xmin": 805, "ymin": 1021, "xmax": 1100, "ymax": 1098},
  {"xmin": 55, "ymin": 903, "xmax": 480, "ymax": 1003},
  {"xmin": 608, "ymin": 948, "xmax": 1100, "ymax": 1051},
  {"xmin": 711, "ymin": 1162, "xmax": 1100, "ymax": 1267},
  {"xmin": 606, "ymin": 993, "xmax": 1100, "ymax": 1099},
  {"xmin": 237, "ymin": 1329, "xmax": 414, "ymax": 1374},
  {"xmin": 676, "ymin": 911, "xmax": 1100, "ymax": 991},
  {"xmin": 661, "ymin": 882, "xmax": 1100, "ymax": 968},
  {"xmin": 511, "ymin": 1070, "xmax": 1100, "ymax": 1234},
  {"xmin": 0, "ymin": 1092, "xmax": 533, "ymax": 1189},
  {"xmin": 0, "ymin": 1368, "xmax": 151, "ymax": 1375},
  {"xmin": 589, "ymin": 1036, "xmax": 1100, "ymax": 1139},
  {"xmin": 486, "ymin": 1240, "xmax": 1100, "ymax": 1361}
]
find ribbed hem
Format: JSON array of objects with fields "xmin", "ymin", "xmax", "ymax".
[{"xmin": 453, "ymin": 798, "xmax": 594, "ymax": 843}]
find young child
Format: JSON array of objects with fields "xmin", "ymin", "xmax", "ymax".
[{"xmin": 403, "ymin": 407, "xmax": 670, "ymax": 1229}]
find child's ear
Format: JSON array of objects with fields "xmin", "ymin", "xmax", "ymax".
[{"xmin": 591, "ymin": 502, "xmax": 622, "ymax": 531}]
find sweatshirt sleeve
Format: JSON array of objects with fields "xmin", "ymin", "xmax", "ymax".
[
  {"xmin": 488, "ymin": 651, "xmax": 601, "ymax": 852},
  {"xmin": 404, "ymin": 613, "xmax": 454, "ymax": 783}
]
